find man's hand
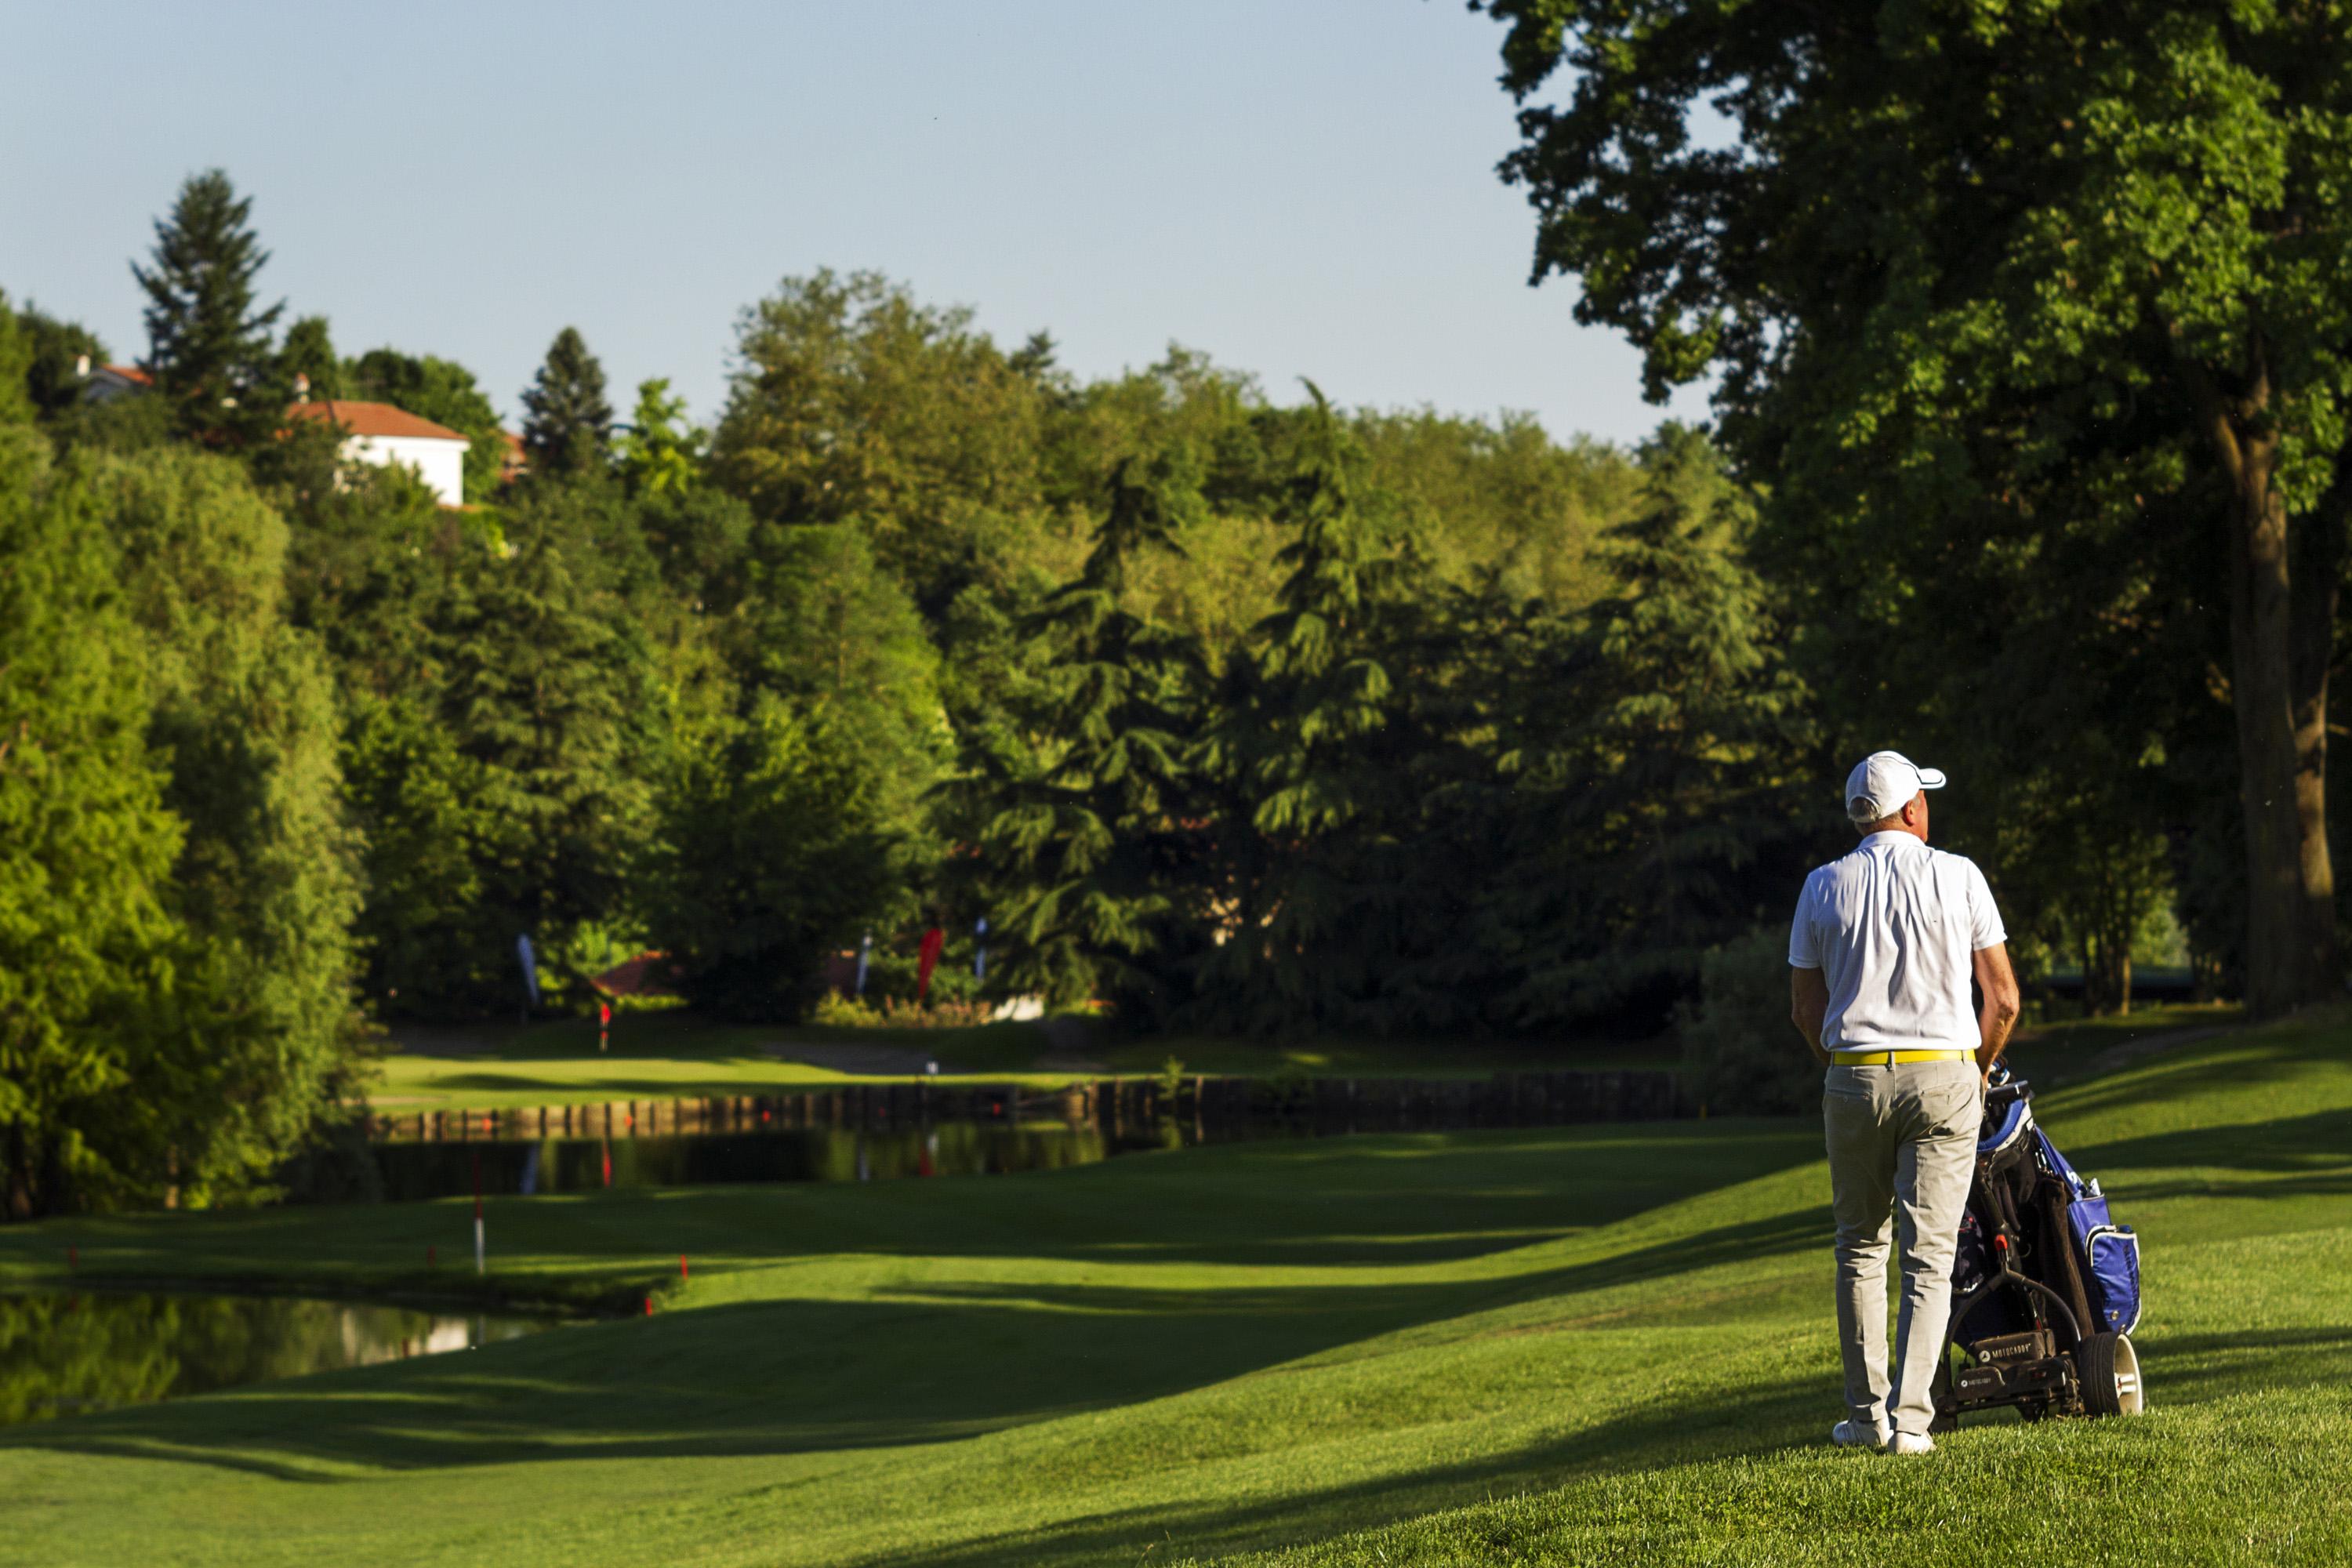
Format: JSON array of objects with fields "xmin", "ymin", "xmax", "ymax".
[
  {"xmin": 1972, "ymin": 942, "xmax": 2021, "ymax": 1080},
  {"xmin": 1790, "ymin": 966, "xmax": 1831, "ymax": 1067}
]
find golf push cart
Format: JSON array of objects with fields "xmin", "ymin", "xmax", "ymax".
[{"xmin": 1933, "ymin": 1066, "xmax": 2146, "ymax": 1429}]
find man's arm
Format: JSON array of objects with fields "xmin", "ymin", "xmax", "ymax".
[
  {"xmin": 1971, "ymin": 942, "xmax": 2021, "ymax": 1080},
  {"xmin": 1790, "ymin": 966, "xmax": 1831, "ymax": 1067}
]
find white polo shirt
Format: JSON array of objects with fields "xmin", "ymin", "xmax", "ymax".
[{"xmin": 1788, "ymin": 831, "xmax": 2007, "ymax": 1052}]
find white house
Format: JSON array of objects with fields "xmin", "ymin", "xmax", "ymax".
[
  {"xmin": 285, "ymin": 397, "xmax": 471, "ymax": 507},
  {"xmin": 79, "ymin": 360, "xmax": 153, "ymax": 402}
]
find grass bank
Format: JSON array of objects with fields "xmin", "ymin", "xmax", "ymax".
[
  {"xmin": 1, "ymin": 1007, "xmax": 2339, "ymax": 1566},
  {"xmin": 365, "ymin": 1010, "xmax": 1664, "ymax": 1114}
]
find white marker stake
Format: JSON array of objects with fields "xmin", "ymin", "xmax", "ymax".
[{"xmin": 472, "ymin": 1148, "xmax": 485, "ymax": 1276}]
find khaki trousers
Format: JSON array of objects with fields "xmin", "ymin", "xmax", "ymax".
[{"xmin": 1823, "ymin": 1058, "xmax": 1980, "ymax": 1437}]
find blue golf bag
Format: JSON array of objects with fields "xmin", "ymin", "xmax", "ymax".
[{"xmin": 1935, "ymin": 1068, "xmax": 2146, "ymax": 1426}]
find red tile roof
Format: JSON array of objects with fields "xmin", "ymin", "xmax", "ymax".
[
  {"xmin": 285, "ymin": 398, "xmax": 469, "ymax": 442},
  {"xmin": 101, "ymin": 363, "xmax": 153, "ymax": 386}
]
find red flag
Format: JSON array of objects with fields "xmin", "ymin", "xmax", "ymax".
[{"xmin": 916, "ymin": 927, "xmax": 946, "ymax": 1001}]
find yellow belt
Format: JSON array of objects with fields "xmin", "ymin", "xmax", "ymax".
[{"xmin": 1830, "ymin": 1048, "xmax": 1974, "ymax": 1066}]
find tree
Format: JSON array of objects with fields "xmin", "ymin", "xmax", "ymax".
[
  {"xmin": 710, "ymin": 270, "xmax": 1047, "ymax": 614},
  {"xmin": 0, "ymin": 432, "xmax": 185, "ymax": 1218},
  {"xmin": 89, "ymin": 444, "xmax": 367, "ymax": 1205},
  {"xmin": 0, "ymin": 294, "xmax": 32, "ymax": 426},
  {"xmin": 8, "ymin": 301, "xmax": 109, "ymax": 420},
  {"xmin": 1482, "ymin": 0, "xmax": 2352, "ymax": 1015},
  {"xmin": 131, "ymin": 169, "xmax": 285, "ymax": 445},
  {"xmin": 1190, "ymin": 386, "xmax": 1432, "ymax": 1034},
  {"xmin": 643, "ymin": 696, "xmax": 900, "ymax": 1020},
  {"xmin": 278, "ymin": 314, "xmax": 342, "ymax": 399},
  {"xmin": 965, "ymin": 453, "xmax": 1207, "ymax": 1009},
  {"xmin": 520, "ymin": 326, "xmax": 612, "ymax": 480},
  {"xmin": 1490, "ymin": 430, "xmax": 1812, "ymax": 1029},
  {"xmin": 616, "ymin": 377, "xmax": 706, "ymax": 498}
]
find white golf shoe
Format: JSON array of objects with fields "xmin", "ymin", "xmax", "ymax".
[
  {"xmin": 1888, "ymin": 1431, "xmax": 1936, "ymax": 1455},
  {"xmin": 1830, "ymin": 1418, "xmax": 1889, "ymax": 1450}
]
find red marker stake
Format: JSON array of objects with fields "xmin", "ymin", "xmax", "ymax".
[
  {"xmin": 67, "ymin": 1243, "xmax": 77, "ymax": 1272},
  {"xmin": 679, "ymin": 1254, "xmax": 689, "ymax": 1280},
  {"xmin": 643, "ymin": 1295, "xmax": 654, "ymax": 1316}
]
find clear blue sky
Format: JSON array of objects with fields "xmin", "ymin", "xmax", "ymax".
[{"xmin": 2, "ymin": 1, "xmax": 1704, "ymax": 443}]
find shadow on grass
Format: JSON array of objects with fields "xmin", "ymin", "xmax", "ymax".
[
  {"xmin": 0, "ymin": 1191, "xmax": 1833, "ymax": 1485},
  {"xmin": 879, "ymin": 1319, "xmax": 2352, "ymax": 1568}
]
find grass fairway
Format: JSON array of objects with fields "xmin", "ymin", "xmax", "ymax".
[{"xmin": 1, "ymin": 1012, "xmax": 2343, "ymax": 1566}]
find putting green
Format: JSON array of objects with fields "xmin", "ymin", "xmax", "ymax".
[{"xmin": 0, "ymin": 1007, "xmax": 2341, "ymax": 1566}]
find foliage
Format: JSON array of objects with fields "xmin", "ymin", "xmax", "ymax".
[
  {"xmin": 0, "ymin": 433, "xmax": 184, "ymax": 1218},
  {"xmin": 712, "ymin": 269, "xmax": 1049, "ymax": 614},
  {"xmin": 1676, "ymin": 927, "xmax": 1819, "ymax": 1116},
  {"xmin": 131, "ymin": 169, "xmax": 285, "ymax": 447},
  {"xmin": 1479, "ymin": 0, "xmax": 2352, "ymax": 1016},
  {"xmin": 520, "ymin": 326, "xmax": 612, "ymax": 481},
  {"xmin": 643, "ymin": 696, "xmax": 902, "ymax": 1021},
  {"xmin": 616, "ymin": 377, "xmax": 705, "ymax": 498},
  {"xmin": 967, "ymin": 452, "xmax": 1207, "ymax": 1011},
  {"xmin": 7, "ymin": 300, "xmax": 108, "ymax": 419},
  {"xmin": 277, "ymin": 315, "xmax": 340, "ymax": 398},
  {"xmin": 0, "ymin": 295, "xmax": 31, "ymax": 426},
  {"xmin": 86, "ymin": 444, "xmax": 368, "ymax": 1206}
]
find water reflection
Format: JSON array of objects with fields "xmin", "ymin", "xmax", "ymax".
[
  {"xmin": 372, "ymin": 1121, "xmax": 1169, "ymax": 1202},
  {"xmin": 0, "ymin": 1291, "xmax": 554, "ymax": 1428}
]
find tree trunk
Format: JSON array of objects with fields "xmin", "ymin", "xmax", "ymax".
[
  {"xmin": 2189, "ymin": 338, "xmax": 2341, "ymax": 1017},
  {"xmin": 2224, "ymin": 439, "xmax": 2313, "ymax": 1017},
  {"xmin": 2288, "ymin": 489, "xmax": 2347, "ymax": 1003}
]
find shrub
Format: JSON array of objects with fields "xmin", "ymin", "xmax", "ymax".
[{"xmin": 1678, "ymin": 925, "xmax": 1820, "ymax": 1116}]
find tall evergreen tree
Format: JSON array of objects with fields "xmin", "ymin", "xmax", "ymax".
[
  {"xmin": 278, "ymin": 314, "xmax": 341, "ymax": 399},
  {"xmin": 967, "ymin": 453, "xmax": 1207, "ymax": 1010},
  {"xmin": 1491, "ymin": 437, "xmax": 1811, "ymax": 1030},
  {"xmin": 131, "ymin": 169, "xmax": 285, "ymax": 445},
  {"xmin": 520, "ymin": 326, "xmax": 613, "ymax": 480},
  {"xmin": 1191, "ymin": 387, "xmax": 1428, "ymax": 1034}
]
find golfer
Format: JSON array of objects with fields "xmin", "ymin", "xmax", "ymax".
[{"xmin": 1788, "ymin": 750, "xmax": 2020, "ymax": 1454}]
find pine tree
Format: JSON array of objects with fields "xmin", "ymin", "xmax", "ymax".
[
  {"xmin": 1496, "ymin": 437, "xmax": 1811, "ymax": 1030},
  {"xmin": 131, "ymin": 169, "xmax": 285, "ymax": 445},
  {"xmin": 520, "ymin": 326, "xmax": 613, "ymax": 479},
  {"xmin": 969, "ymin": 452, "xmax": 1206, "ymax": 1010},
  {"xmin": 278, "ymin": 314, "xmax": 341, "ymax": 399},
  {"xmin": 1190, "ymin": 386, "xmax": 1425, "ymax": 1034}
]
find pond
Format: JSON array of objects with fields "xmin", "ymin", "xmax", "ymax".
[
  {"xmin": 368, "ymin": 1121, "xmax": 1185, "ymax": 1201},
  {"xmin": 353, "ymin": 1068, "xmax": 1684, "ymax": 1203},
  {"xmin": 0, "ymin": 1290, "xmax": 557, "ymax": 1428}
]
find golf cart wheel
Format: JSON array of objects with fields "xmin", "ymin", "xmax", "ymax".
[{"xmin": 2074, "ymin": 1332, "xmax": 2146, "ymax": 1417}]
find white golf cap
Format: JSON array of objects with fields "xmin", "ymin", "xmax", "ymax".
[{"xmin": 1845, "ymin": 750, "xmax": 1947, "ymax": 824}]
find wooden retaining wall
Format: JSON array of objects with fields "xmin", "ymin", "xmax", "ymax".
[{"xmin": 364, "ymin": 1070, "xmax": 1682, "ymax": 1145}]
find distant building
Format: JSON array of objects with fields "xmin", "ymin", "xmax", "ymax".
[
  {"xmin": 78, "ymin": 359, "xmax": 152, "ymax": 403},
  {"xmin": 285, "ymin": 397, "xmax": 471, "ymax": 506}
]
